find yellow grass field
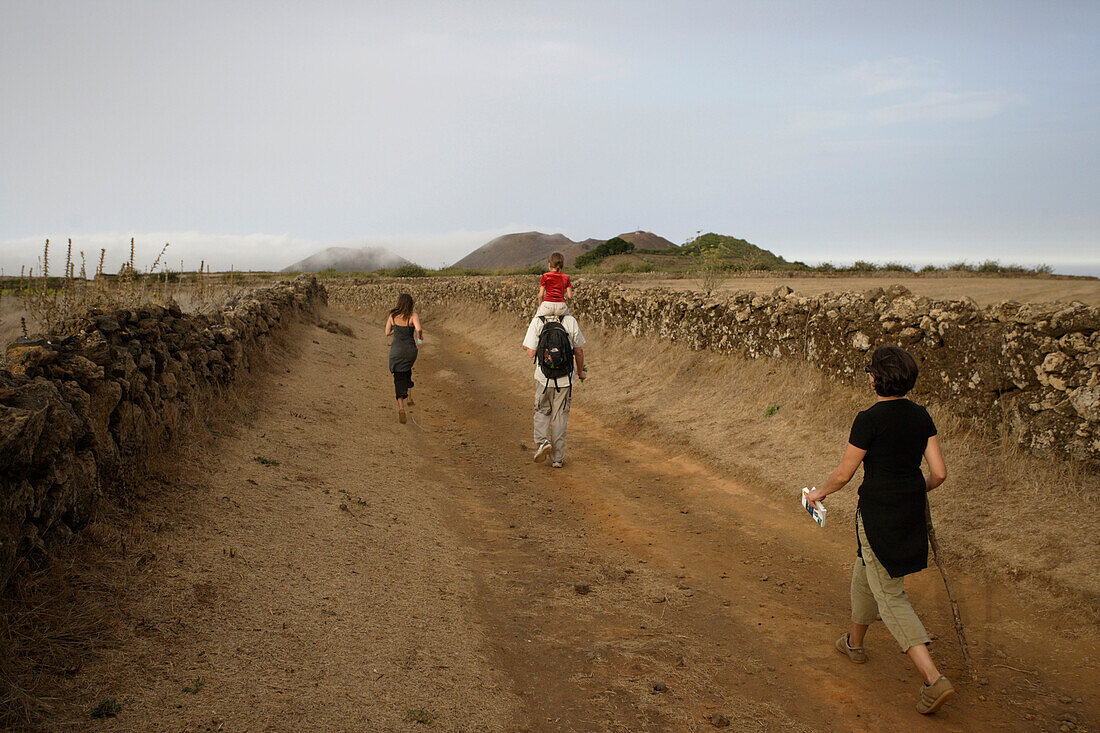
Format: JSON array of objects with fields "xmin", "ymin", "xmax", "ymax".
[{"xmin": 618, "ymin": 273, "xmax": 1100, "ymax": 306}]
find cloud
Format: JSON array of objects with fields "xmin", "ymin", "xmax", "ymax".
[
  {"xmin": 0, "ymin": 227, "xmax": 531, "ymax": 275},
  {"xmin": 869, "ymin": 90, "xmax": 1024, "ymax": 124},
  {"xmin": 840, "ymin": 57, "xmax": 944, "ymax": 96},
  {"xmin": 0, "ymin": 233, "xmax": 320, "ymax": 277},
  {"xmin": 791, "ymin": 57, "xmax": 1024, "ymax": 131}
]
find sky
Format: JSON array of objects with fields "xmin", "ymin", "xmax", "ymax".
[{"xmin": 1, "ymin": 0, "xmax": 1098, "ymax": 274}]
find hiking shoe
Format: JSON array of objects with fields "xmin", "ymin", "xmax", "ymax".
[
  {"xmin": 551, "ymin": 461, "xmax": 563, "ymax": 468},
  {"xmin": 406, "ymin": 396, "xmax": 414, "ymax": 406},
  {"xmin": 835, "ymin": 634, "xmax": 867, "ymax": 663},
  {"xmin": 533, "ymin": 443, "xmax": 552, "ymax": 463},
  {"xmin": 398, "ymin": 409, "xmax": 407, "ymax": 424},
  {"xmin": 916, "ymin": 675, "xmax": 954, "ymax": 715}
]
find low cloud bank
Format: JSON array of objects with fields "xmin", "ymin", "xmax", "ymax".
[{"xmin": 0, "ymin": 228, "xmax": 525, "ymax": 275}]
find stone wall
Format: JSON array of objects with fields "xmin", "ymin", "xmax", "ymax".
[
  {"xmin": 0, "ymin": 276, "xmax": 325, "ymax": 591},
  {"xmin": 328, "ymin": 277, "xmax": 1099, "ymax": 462}
]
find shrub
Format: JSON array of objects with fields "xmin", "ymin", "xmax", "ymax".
[
  {"xmin": 851, "ymin": 260, "xmax": 877, "ymax": 272},
  {"xmin": 380, "ymin": 264, "xmax": 428, "ymax": 278},
  {"xmin": 575, "ymin": 237, "xmax": 634, "ymax": 268}
]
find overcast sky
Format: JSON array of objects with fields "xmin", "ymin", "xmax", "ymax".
[{"xmin": 2, "ymin": 0, "xmax": 1097, "ymax": 274}]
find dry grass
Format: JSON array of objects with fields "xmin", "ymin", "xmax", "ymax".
[
  {"xmin": 0, "ymin": 338, "xmax": 289, "ymax": 730},
  {"xmin": 0, "ymin": 506, "xmax": 133, "ymax": 729},
  {"xmin": 433, "ymin": 302, "xmax": 1100, "ymax": 625},
  {"xmin": 0, "ymin": 426, "xmax": 220, "ymax": 729},
  {"xmin": 1, "ymin": 240, "xmax": 286, "ymax": 359},
  {"xmin": 0, "ymin": 301, "xmax": 30, "ymax": 355},
  {"xmin": 616, "ymin": 273, "xmax": 1100, "ymax": 306}
]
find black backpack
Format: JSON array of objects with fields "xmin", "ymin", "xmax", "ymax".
[{"xmin": 536, "ymin": 316, "xmax": 574, "ymax": 386}]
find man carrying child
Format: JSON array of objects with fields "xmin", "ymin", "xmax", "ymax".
[{"xmin": 524, "ymin": 252, "xmax": 585, "ymax": 468}]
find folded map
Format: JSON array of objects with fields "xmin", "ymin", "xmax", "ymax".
[{"xmin": 801, "ymin": 487, "xmax": 827, "ymax": 527}]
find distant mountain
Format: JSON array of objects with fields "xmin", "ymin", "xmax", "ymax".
[
  {"xmin": 282, "ymin": 246, "xmax": 412, "ymax": 273},
  {"xmin": 452, "ymin": 230, "xmax": 676, "ymax": 270},
  {"xmin": 452, "ymin": 232, "xmax": 575, "ymax": 270},
  {"xmin": 616, "ymin": 231, "xmax": 677, "ymax": 251}
]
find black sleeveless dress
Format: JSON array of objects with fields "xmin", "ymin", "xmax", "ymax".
[{"xmin": 388, "ymin": 323, "xmax": 418, "ymax": 373}]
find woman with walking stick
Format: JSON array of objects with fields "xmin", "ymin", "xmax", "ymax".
[{"xmin": 804, "ymin": 345, "xmax": 953, "ymax": 715}]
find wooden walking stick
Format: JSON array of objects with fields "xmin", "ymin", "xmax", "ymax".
[{"xmin": 925, "ymin": 499, "xmax": 979, "ymax": 681}]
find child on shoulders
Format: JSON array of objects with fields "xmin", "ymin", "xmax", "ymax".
[{"xmin": 537, "ymin": 252, "xmax": 572, "ymax": 317}]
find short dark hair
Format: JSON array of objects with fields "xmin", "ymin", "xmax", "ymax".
[{"xmin": 867, "ymin": 345, "xmax": 919, "ymax": 397}]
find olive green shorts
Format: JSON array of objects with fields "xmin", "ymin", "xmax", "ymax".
[{"xmin": 851, "ymin": 515, "xmax": 931, "ymax": 652}]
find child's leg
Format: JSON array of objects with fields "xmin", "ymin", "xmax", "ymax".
[{"xmin": 537, "ymin": 301, "xmax": 568, "ymax": 317}]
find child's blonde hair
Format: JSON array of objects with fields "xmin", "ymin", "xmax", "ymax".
[{"xmin": 548, "ymin": 252, "xmax": 565, "ymax": 270}]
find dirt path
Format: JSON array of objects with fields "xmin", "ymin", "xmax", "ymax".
[{"xmin": 56, "ymin": 308, "xmax": 1098, "ymax": 732}]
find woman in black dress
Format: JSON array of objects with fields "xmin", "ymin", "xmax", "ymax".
[
  {"xmin": 805, "ymin": 345, "xmax": 953, "ymax": 715},
  {"xmin": 384, "ymin": 293, "xmax": 422, "ymax": 424}
]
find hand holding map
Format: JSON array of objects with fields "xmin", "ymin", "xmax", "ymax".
[{"xmin": 801, "ymin": 487, "xmax": 827, "ymax": 527}]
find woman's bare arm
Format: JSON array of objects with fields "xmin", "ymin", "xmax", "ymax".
[
  {"xmin": 538, "ymin": 285, "xmax": 546, "ymax": 302},
  {"xmin": 923, "ymin": 435, "xmax": 947, "ymax": 491},
  {"xmin": 412, "ymin": 313, "xmax": 423, "ymax": 341},
  {"xmin": 566, "ymin": 285, "xmax": 573, "ymax": 299},
  {"xmin": 384, "ymin": 315, "xmax": 393, "ymax": 336},
  {"xmin": 805, "ymin": 443, "xmax": 867, "ymax": 503}
]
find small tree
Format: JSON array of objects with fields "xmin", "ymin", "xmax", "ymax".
[
  {"xmin": 691, "ymin": 238, "xmax": 725, "ymax": 296},
  {"xmin": 575, "ymin": 237, "xmax": 635, "ymax": 268}
]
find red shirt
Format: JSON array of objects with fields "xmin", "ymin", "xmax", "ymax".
[{"xmin": 540, "ymin": 271, "xmax": 571, "ymax": 302}]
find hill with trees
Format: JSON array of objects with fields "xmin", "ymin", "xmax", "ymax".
[{"xmin": 452, "ymin": 231, "xmax": 675, "ymax": 270}]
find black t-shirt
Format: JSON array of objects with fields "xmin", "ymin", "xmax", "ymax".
[{"xmin": 849, "ymin": 399, "xmax": 937, "ymax": 578}]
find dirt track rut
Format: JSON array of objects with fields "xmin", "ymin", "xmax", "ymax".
[{"xmin": 58, "ymin": 308, "xmax": 1098, "ymax": 732}]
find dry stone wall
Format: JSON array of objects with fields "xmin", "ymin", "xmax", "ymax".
[
  {"xmin": 0, "ymin": 276, "xmax": 324, "ymax": 591},
  {"xmin": 328, "ymin": 277, "xmax": 1100, "ymax": 462}
]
